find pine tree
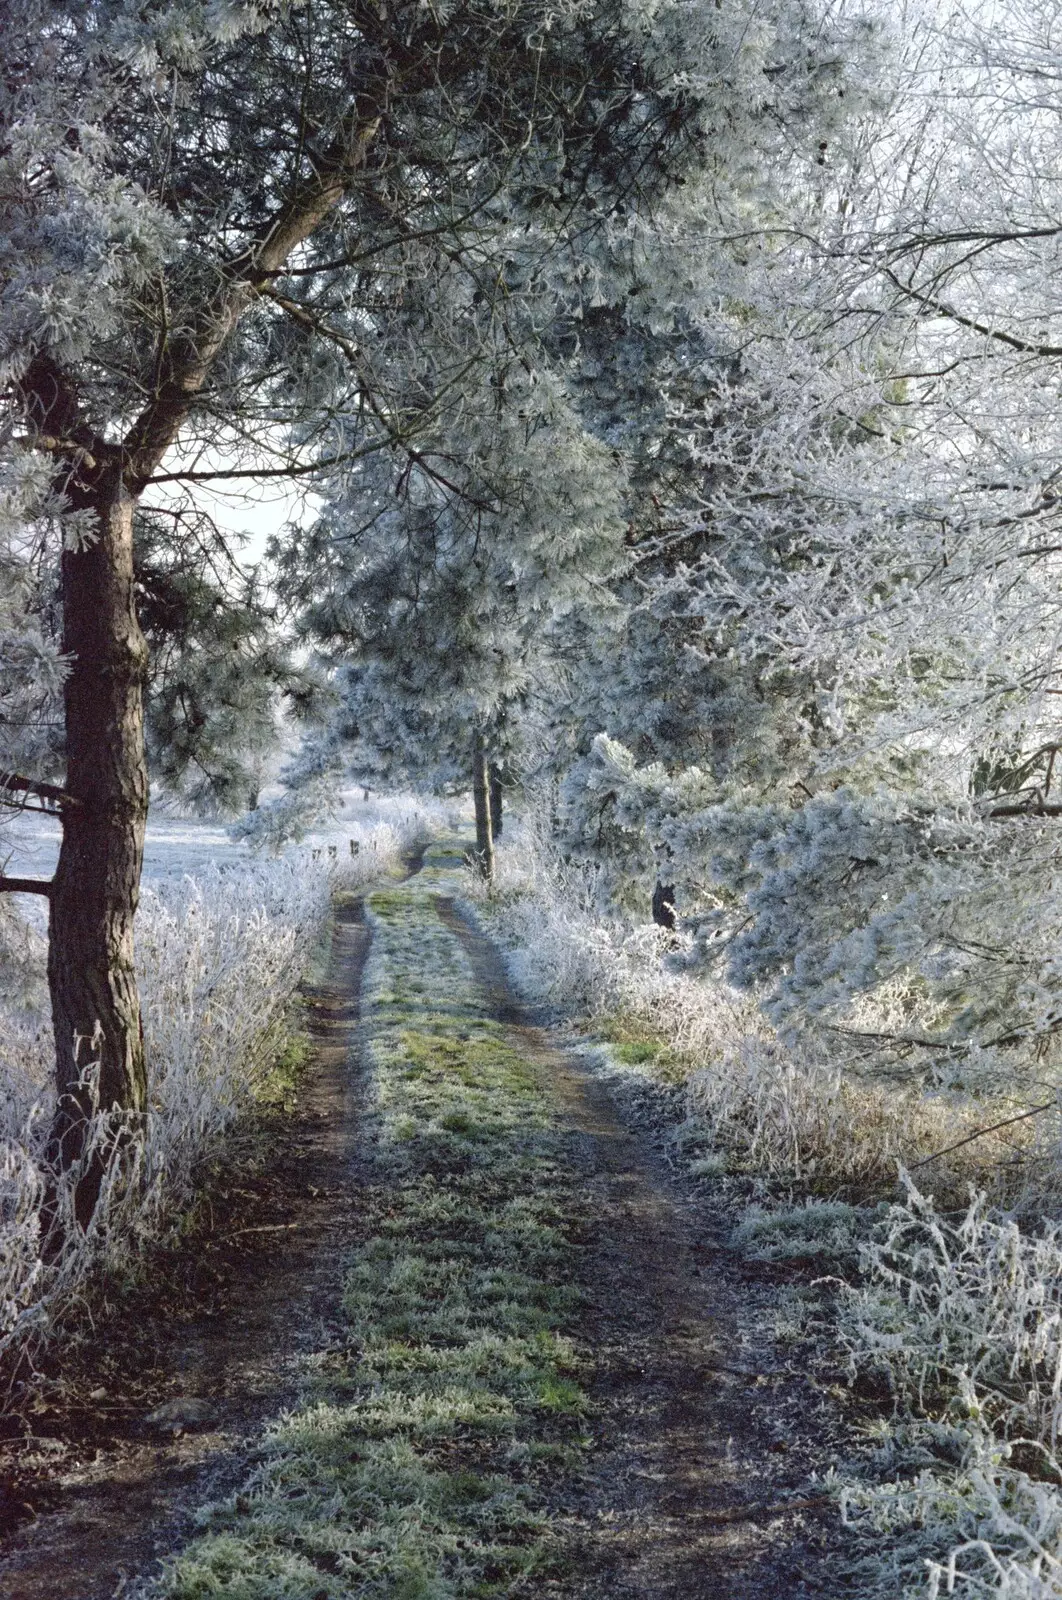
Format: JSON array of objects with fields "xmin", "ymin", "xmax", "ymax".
[{"xmin": 1, "ymin": 0, "xmax": 882, "ymax": 1207}]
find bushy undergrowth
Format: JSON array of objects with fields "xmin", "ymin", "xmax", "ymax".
[
  {"xmin": 154, "ymin": 848, "xmax": 586, "ymax": 1599},
  {"xmin": 0, "ymin": 804, "xmax": 427, "ymax": 1392},
  {"xmin": 474, "ymin": 819, "xmax": 1020, "ymax": 1203}
]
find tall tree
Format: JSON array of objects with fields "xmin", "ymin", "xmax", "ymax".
[{"xmin": 1, "ymin": 0, "xmax": 876, "ymax": 1199}]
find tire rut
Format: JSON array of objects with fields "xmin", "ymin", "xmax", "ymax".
[
  {"xmin": 0, "ymin": 894, "xmax": 373, "ymax": 1600},
  {"xmin": 435, "ymin": 894, "xmax": 844, "ymax": 1600}
]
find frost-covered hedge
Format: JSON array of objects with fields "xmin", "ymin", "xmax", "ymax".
[
  {"xmin": 475, "ymin": 817, "xmax": 1019, "ymax": 1198},
  {"xmin": 562, "ymin": 736, "xmax": 1062, "ymax": 1105}
]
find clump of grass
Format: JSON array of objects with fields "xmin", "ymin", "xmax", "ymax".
[
  {"xmin": 597, "ymin": 1016, "xmax": 684, "ymax": 1080},
  {"xmin": 252, "ymin": 1021, "xmax": 313, "ymax": 1113},
  {"xmin": 829, "ymin": 1177, "xmax": 1062, "ymax": 1597},
  {"xmin": 732, "ymin": 1198, "xmax": 883, "ymax": 1268},
  {"xmin": 155, "ymin": 853, "xmax": 588, "ymax": 1600}
]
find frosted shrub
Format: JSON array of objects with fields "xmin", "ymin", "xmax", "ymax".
[
  {"xmin": 481, "ymin": 815, "xmax": 756, "ymax": 1054},
  {"xmin": 134, "ymin": 861, "xmax": 330, "ymax": 1193},
  {"xmin": 841, "ymin": 1448, "xmax": 1062, "ymax": 1600},
  {"xmin": 687, "ymin": 1035, "xmax": 989, "ymax": 1192},
  {"xmin": 846, "ymin": 1179, "xmax": 1062, "ymax": 1452},
  {"xmin": 480, "ymin": 819, "xmax": 1001, "ymax": 1195},
  {"xmin": 561, "ymin": 743, "xmax": 1062, "ymax": 1107},
  {"xmin": 0, "ymin": 811, "xmax": 421, "ymax": 1390},
  {"xmin": 839, "ymin": 1180, "xmax": 1062, "ymax": 1597}
]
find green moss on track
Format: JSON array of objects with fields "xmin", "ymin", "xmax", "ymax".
[{"xmin": 156, "ymin": 864, "xmax": 587, "ymax": 1600}]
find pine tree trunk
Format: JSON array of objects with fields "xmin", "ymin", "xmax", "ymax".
[
  {"xmin": 16, "ymin": 109, "xmax": 382, "ymax": 1216},
  {"xmin": 48, "ymin": 460, "xmax": 150, "ymax": 1222},
  {"xmin": 488, "ymin": 765, "xmax": 503, "ymax": 840},
  {"xmin": 471, "ymin": 736, "xmax": 495, "ymax": 881}
]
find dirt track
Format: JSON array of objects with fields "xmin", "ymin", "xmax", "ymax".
[
  {"xmin": 439, "ymin": 896, "xmax": 848, "ymax": 1600},
  {"xmin": 0, "ymin": 861, "xmax": 852, "ymax": 1598},
  {"xmin": 0, "ymin": 893, "xmax": 375, "ymax": 1600}
]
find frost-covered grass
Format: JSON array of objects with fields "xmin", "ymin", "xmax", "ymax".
[
  {"xmin": 471, "ymin": 818, "xmax": 1062, "ymax": 1597},
  {"xmin": 0, "ymin": 799, "xmax": 430, "ymax": 1391},
  {"xmin": 473, "ymin": 818, "xmax": 1012, "ymax": 1203},
  {"xmin": 732, "ymin": 1196, "xmax": 885, "ymax": 1267},
  {"xmin": 153, "ymin": 846, "xmax": 587, "ymax": 1600},
  {"xmin": 830, "ymin": 1178, "xmax": 1062, "ymax": 1598}
]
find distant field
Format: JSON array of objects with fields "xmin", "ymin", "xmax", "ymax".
[{"xmin": 2, "ymin": 791, "xmax": 418, "ymax": 901}]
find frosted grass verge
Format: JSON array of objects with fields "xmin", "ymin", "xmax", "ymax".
[
  {"xmin": 0, "ymin": 808, "xmax": 426, "ymax": 1391},
  {"xmin": 834, "ymin": 1178, "xmax": 1062, "ymax": 1597},
  {"xmin": 472, "ymin": 819, "xmax": 1006, "ymax": 1199}
]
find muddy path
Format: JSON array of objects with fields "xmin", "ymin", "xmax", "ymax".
[
  {"xmin": 437, "ymin": 895, "xmax": 850, "ymax": 1599},
  {"xmin": 0, "ymin": 890, "xmax": 378, "ymax": 1600},
  {"xmin": 0, "ymin": 854, "xmax": 853, "ymax": 1599}
]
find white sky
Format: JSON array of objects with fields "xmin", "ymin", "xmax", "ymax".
[{"xmin": 144, "ymin": 439, "xmax": 324, "ymax": 568}]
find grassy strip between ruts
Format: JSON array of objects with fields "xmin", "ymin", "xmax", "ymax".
[{"xmin": 155, "ymin": 852, "xmax": 589, "ymax": 1600}]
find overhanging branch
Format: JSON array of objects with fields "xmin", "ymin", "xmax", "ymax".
[
  {"xmin": 883, "ymin": 266, "xmax": 1062, "ymax": 358},
  {"xmin": 0, "ymin": 876, "xmax": 52, "ymax": 897},
  {"xmin": 146, "ymin": 439, "xmax": 391, "ymax": 485},
  {"xmin": 259, "ymin": 287, "xmax": 498, "ymax": 508},
  {"xmin": 909, "ymin": 1099, "xmax": 1055, "ymax": 1170}
]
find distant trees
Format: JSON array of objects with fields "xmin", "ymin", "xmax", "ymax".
[{"xmin": 273, "ymin": 359, "xmax": 627, "ymax": 875}]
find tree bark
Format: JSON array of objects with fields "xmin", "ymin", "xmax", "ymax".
[
  {"xmin": 488, "ymin": 764, "xmax": 503, "ymax": 840},
  {"xmin": 47, "ymin": 458, "xmax": 150, "ymax": 1222},
  {"xmin": 472, "ymin": 736, "xmax": 496, "ymax": 881}
]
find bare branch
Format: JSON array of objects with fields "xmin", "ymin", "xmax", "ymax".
[
  {"xmin": 882, "ymin": 265, "xmax": 1062, "ymax": 357},
  {"xmin": 13, "ymin": 435, "xmax": 97, "ymax": 470},
  {"xmin": 909, "ymin": 1101, "xmax": 1055, "ymax": 1171},
  {"xmin": 887, "ymin": 224, "xmax": 1062, "ymax": 262},
  {"xmin": 987, "ymin": 802, "xmax": 1062, "ymax": 819},
  {"xmin": 0, "ymin": 772, "xmax": 79, "ymax": 811},
  {"xmin": 146, "ymin": 440, "xmax": 391, "ymax": 485}
]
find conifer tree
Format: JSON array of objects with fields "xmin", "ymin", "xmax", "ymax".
[{"xmin": 1, "ymin": 0, "xmax": 879, "ymax": 1202}]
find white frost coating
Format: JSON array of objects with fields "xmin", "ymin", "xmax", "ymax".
[
  {"xmin": 0, "ymin": 808, "xmax": 423, "ymax": 1387},
  {"xmin": 840, "ymin": 1179, "xmax": 1062, "ymax": 1597}
]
